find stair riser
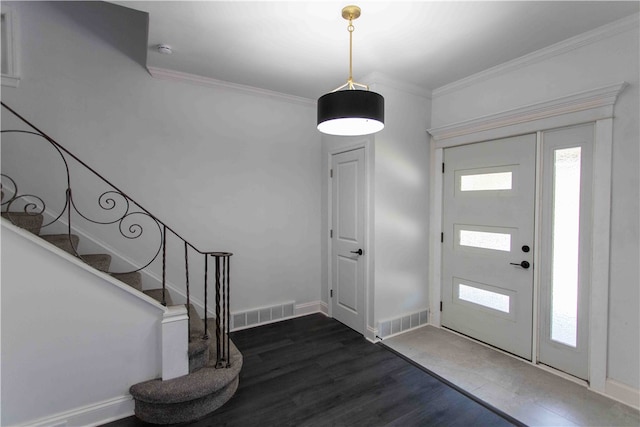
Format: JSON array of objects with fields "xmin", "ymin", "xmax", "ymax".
[
  {"xmin": 133, "ymin": 376, "xmax": 239, "ymax": 425},
  {"xmin": 111, "ymin": 272, "xmax": 142, "ymax": 291},
  {"xmin": 1, "ymin": 213, "xmax": 44, "ymax": 235},
  {"xmin": 41, "ymin": 235, "xmax": 80, "ymax": 255},
  {"xmin": 189, "ymin": 347, "xmax": 209, "ymax": 373},
  {"xmin": 82, "ymin": 254, "xmax": 112, "ymax": 272}
]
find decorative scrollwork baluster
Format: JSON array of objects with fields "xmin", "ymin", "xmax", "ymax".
[{"xmin": 2, "ymin": 102, "xmax": 236, "ymax": 371}]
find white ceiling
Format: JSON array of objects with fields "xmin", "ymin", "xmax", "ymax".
[{"xmin": 114, "ymin": 1, "xmax": 639, "ymax": 100}]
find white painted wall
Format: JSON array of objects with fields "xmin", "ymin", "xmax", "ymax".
[
  {"xmin": 321, "ymin": 76, "xmax": 431, "ymax": 337},
  {"xmin": 1, "ymin": 222, "xmax": 164, "ymax": 426},
  {"xmin": 370, "ymin": 80, "xmax": 431, "ymax": 325},
  {"xmin": 1, "ymin": 1, "xmax": 322, "ymax": 314},
  {"xmin": 431, "ymin": 17, "xmax": 639, "ymax": 390}
]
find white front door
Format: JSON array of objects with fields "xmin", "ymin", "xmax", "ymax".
[
  {"xmin": 331, "ymin": 148, "xmax": 366, "ymax": 334},
  {"xmin": 442, "ymin": 134, "xmax": 536, "ymax": 359}
]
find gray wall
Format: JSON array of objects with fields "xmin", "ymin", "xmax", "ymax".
[
  {"xmin": 1, "ymin": 1, "xmax": 323, "ymax": 314},
  {"xmin": 320, "ymin": 77, "xmax": 431, "ymax": 338}
]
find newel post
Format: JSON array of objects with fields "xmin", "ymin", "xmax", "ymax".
[{"xmin": 161, "ymin": 305, "xmax": 189, "ymax": 380}]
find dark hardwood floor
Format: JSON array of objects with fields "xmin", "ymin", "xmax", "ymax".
[{"xmin": 105, "ymin": 314, "xmax": 523, "ymax": 426}]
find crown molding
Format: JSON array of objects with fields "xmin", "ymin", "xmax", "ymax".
[
  {"xmin": 428, "ymin": 82, "xmax": 627, "ymax": 142},
  {"xmin": 433, "ymin": 13, "xmax": 639, "ymax": 98},
  {"xmin": 147, "ymin": 66, "xmax": 316, "ymax": 107},
  {"xmin": 362, "ymin": 71, "xmax": 432, "ymax": 99}
]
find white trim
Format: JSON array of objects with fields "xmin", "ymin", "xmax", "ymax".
[
  {"xmin": 377, "ymin": 323, "xmax": 429, "ymax": 341},
  {"xmin": 19, "ymin": 395, "xmax": 133, "ymax": 427},
  {"xmin": 161, "ymin": 305, "xmax": 189, "ymax": 324},
  {"xmin": 428, "ymin": 83, "xmax": 627, "ymax": 145},
  {"xmin": 161, "ymin": 305, "xmax": 189, "ymax": 381},
  {"xmin": 0, "ymin": 219, "xmax": 166, "ymax": 312},
  {"xmin": 605, "ymin": 379, "xmax": 640, "ymax": 410},
  {"xmin": 365, "ymin": 325, "xmax": 379, "ymax": 343},
  {"xmin": 531, "ymin": 131, "xmax": 544, "ymax": 365},
  {"xmin": 432, "ymin": 13, "xmax": 639, "ymax": 98},
  {"xmin": 147, "ymin": 66, "xmax": 315, "ymax": 107},
  {"xmin": 361, "ymin": 71, "xmax": 433, "ymax": 99},
  {"xmin": 430, "ymin": 84, "xmax": 624, "ymax": 401},
  {"xmin": 230, "ymin": 300, "xmax": 329, "ymax": 332},
  {"xmin": 1, "ymin": 75, "xmax": 20, "ymax": 87},
  {"xmin": 378, "ymin": 309, "xmax": 430, "ymax": 340},
  {"xmin": 589, "ymin": 118, "xmax": 614, "ymax": 392},
  {"xmin": 295, "ymin": 300, "xmax": 328, "ymax": 317},
  {"xmin": 428, "ymin": 146, "xmax": 443, "ymax": 326},
  {"xmin": 1, "ymin": 5, "xmax": 21, "ymax": 88},
  {"xmin": 25, "ymin": 204, "xmax": 214, "ymax": 318}
]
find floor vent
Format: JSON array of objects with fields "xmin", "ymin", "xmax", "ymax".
[
  {"xmin": 232, "ymin": 301, "xmax": 295, "ymax": 330},
  {"xmin": 378, "ymin": 309, "xmax": 428, "ymax": 339}
]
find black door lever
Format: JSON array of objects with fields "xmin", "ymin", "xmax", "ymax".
[
  {"xmin": 350, "ymin": 249, "xmax": 363, "ymax": 256},
  {"xmin": 510, "ymin": 261, "xmax": 530, "ymax": 269}
]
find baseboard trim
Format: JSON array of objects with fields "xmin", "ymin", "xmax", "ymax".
[
  {"xmin": 604, "ymin": 379, "xmax": 640, "ymax": 409},
  {"xmin": 230, "ymin": 300, "xmax": 328, "ymax": 332},
  {"xmin": 22, "ymin": 395, "xmax": 133, "ymax": 427},
  {"xmin": 377, "ymin": 309, "xmax": 430, "ymax": 339},
  {"xmin": 365, "ymin": 325, "xmax": 379, "ymax": 343},
  {"xmin": 296, "ymin": 300, "xmax": 328, "ymax": 317}
]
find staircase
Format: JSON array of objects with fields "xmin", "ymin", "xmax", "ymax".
[{"xmin": 1, "ymin": 103, "xmax": 243, "ymax": 424}]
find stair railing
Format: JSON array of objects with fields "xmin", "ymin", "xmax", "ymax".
[{"xmin": 1, "ymin": 102, "xmax": 233, "ymax": 368}]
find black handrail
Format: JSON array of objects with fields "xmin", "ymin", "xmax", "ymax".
[{"xmin": 1, "ymin": 102, "xmax": 233, "ymax": 368}]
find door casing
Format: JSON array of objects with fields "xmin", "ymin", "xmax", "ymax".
[{"xmin": 427, "ymin": 83, "xmax": 624, "ymax": 392}]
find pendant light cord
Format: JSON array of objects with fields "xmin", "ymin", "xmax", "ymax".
[
  {"xmin": 330, "ymin": 6, "xmax": 369, "ymax": 93},
  {"xmin": 348, "ymin": 19, "xmax": 354, "ymax": 89}
]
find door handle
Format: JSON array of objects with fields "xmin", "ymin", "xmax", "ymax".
[
  {"xmin": 350, "ymin": 249, "xmax": 364, "ymax": 256},
  {"xmin": 510, "ymin": 261, "xmax": 530, "ymax": 269}
]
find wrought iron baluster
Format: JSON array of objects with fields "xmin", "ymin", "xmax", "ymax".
[
  {"xmin": 66, "ymin": 188, "xmax": 80, "ymax": 258},
  {"xmin": 203, "ymin": 254, "xmax": 209, "ymax": 340},
  {"xmin": 185, "ymin": 241, "xmax": 190, "ymax": 341},
  {"xmin": 226, "ymin": 254, "xmax": 231, "ymax": 368},
  {"xmin": 221, "ymin": 255, "xmax": 227, "ymax": 364},
  {"xmin": 161, "ymin": 225, "xmax": 167, "ymax": 306},
  {"xmin": 215, "ymin": 255, "xmax": 222, "ymax": 368},
  {"xmin": 2, "ymin": 102, "xmax": 236, "ymax": 369}
]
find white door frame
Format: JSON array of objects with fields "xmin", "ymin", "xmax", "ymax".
[
  {"xmin": 327, "ymin": 139, "xmax": 375, "ymax": 341},
  {"xmin": 427, "ymin": 82, "xmax": 626, "ymax": 393}
]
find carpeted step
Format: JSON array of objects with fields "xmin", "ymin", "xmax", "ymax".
[
  {"xmin": 130, "ymin": 335, "xmax": 243, "ymax": 424},
  {"xmin": 189, "ymin": 338, "xmax": 210, "ymax": 373},
  {"xmin": 82, "ymin": 253, "xmax": 112, "ymax": 272},
  {"xmin": 1, "ymin": 212, "xmax": 44, "ymax": 235},
  {"xmin": 187, "ymin": 304, "xmax": 210, "ymax": 372},
  {"xmin": 111, "ymin": 272, "xmax": 142, "ymax": 291},
  {"xmin": 188, "ymin": 304, "xmax": 207, "ymax": 338},
  {"xmin": 144, "ymin": 289, "xmax": 174, "ymax": 306},
  {"xmin": 41, "ymin": 234, "xmax": 80, "ymax": 255}
]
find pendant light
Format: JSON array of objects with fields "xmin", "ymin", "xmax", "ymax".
[{"xmin": 317, "ymin": 5, "xmax": 384, "ymax": 136}]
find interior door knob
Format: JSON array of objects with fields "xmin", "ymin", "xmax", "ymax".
[
  {"xmin": 350, "ymin": 249, "xmax": 363, "ymax": 256},
  {"xmin": 510, "ymin": 261, "xmax": 530, "ymax": 269}
]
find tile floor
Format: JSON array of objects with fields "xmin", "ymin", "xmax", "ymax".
[{"xmin": 383, "ymin": 326, "xmax": 640, "ymax": 427}]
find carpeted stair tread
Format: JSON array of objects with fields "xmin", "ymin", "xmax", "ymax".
[
  {"xmin": 1, "ymin": 212, "xmax": 44, "ymax": 234},
  {"xmin": 111, "ymin": 272, "xmax": 142, "ymax": 291},
  {"xmin": 81, "ymin": 253, "xmax": 112, "ymax": 272},
  {"xmin": 144, "ymin": 289, "xmax": 174, "ymax": 306},
  {"xmin": 130, "ymin": 335, "xmax": 242, "ymax": 404},
  {"xmin": 41, "ymin": 234, "xmax": 80, "ymax": 255}
]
